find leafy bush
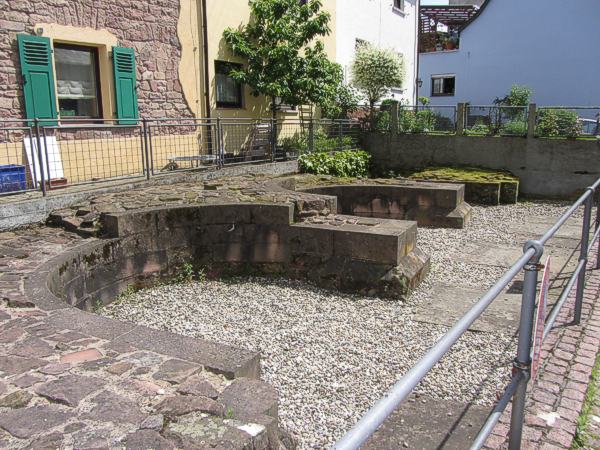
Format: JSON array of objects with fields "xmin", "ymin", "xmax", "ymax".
[
  {"xmin": 537, "ymin": 109, "xmax": 580, "ymax": 138},
  {"xmin": 501, "ymin": 120, "xmax": 528, "ymax": 136},
  {"xmin": 298, "ymin": 149, "xmax": 371, "ymax": 177},
  {"xmin": 398, "ymin": 109, "xmax": 437, "ymax": 133}
]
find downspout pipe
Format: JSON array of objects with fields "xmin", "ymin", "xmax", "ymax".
[{"xmin": 200, "ymin": 0, "xmax": 212, "ymax": 154}]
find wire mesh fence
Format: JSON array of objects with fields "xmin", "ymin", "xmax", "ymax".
[
  {"xmin": 535, "ymin": 106, "xmax": 600, "ymax": 139},
  {"xmin": 397, "ymin": 105, "xmax": 457, "ymax": 134},
  {"xmin": 464, "ymin": 105, "xmax": 529, "ymax": 136},
  {"xmin": 0, "ymin": 119, "xmax": 38, "ymax": 195},
  {"xmin": 148, "ymin": 119, "xmax": 218, "ymax": 175},
  {"xmin": 41, "ymin": 119, "xmax": 146, "ymax": 188},
  {"xmin": 220, "ymin": 119, "xmax": 274, "ymax": 166}
]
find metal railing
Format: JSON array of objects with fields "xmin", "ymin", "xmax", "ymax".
[
  {"xmin": 379, "ymin": 103, "xmax": 600, "ymax": 138},
  {"xmin": 464, "ymin": 105, "xmax": 529, "ymax": 137},
  {"xmin": 0, "ymin": 117, "xmax": 359, "ymax": 197},
  {"xmin": 333, "ymin": 178, "xmax": 600, "ymax": 450}
]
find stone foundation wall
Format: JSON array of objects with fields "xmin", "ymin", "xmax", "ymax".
[
  {"xmin": 0, "ymin": 0, "xmax": 193, "ymax": 119},
  {"xmin": 300, "ymin": 182, "xmax": 472, "ymax": 228},
  {"xmin": 46, "ymin": 203, "xmax": 430, "ymax": 310},
  {"xmin": 363, "ymin": 133, "xmax": 600, "ymax": 198}
]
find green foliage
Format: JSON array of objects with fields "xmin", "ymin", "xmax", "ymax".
[
  {"xmin": 320, "ymin": 83, "xmax": 360, "ymax": 119},
  {"xmin": 223, "ymin": 0, "xmax": 342, "ymax": 108},
  {"xmin": 537, "ymin": 109, "xmax": 580, "ymax": 138},
  {"xmin": 174, "ymin": 263, "xmax": 206, "ymax": 284},
  {"xmin": 281, "ymin": 128, "xmax": 359, "ymax": 153},
  {"xmin": 501, "ymin": 120, "xmax": 528, "ymax": 136},
  {"xmin": 350, "ymin": 44, "xmax": 404, "ymax": 111},
  {"xmin": 417, "ymin": 96, "xmax": 430, "ymax": 106},
  {"xmin": 494, "ymin": 84, "xmax": 532, "ymax": 108},
  {"xmin": 298, "ymin": 150, "xmax": 371, "ymax": 177},
  {"xmin": 398, "ymin": 108, "xmax": 437, "ymax": 133}
]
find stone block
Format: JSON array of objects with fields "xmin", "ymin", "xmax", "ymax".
[{"xmin": 218, "ymin": 378, "xmax": 278, "ymax": 419}]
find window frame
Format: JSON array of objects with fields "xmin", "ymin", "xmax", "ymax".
[
  {"xmin": 431, "ymin": 75, "xmax": 456, "ymax": 97},
  {"xmin": 53, "ymin": 42, "xmax": 103, "ymax": 120},
  {"xmin": 215, "ymin": 60, "xmax": 244, "ymax": 109},
  {"xmin": 393, "ymin": 0, "xmax": 405, "ymax": 12}
]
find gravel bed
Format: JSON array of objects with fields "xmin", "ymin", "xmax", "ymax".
[{"xmin": 101, "ymin": 201, "xmax": 578, "ymax": 448}]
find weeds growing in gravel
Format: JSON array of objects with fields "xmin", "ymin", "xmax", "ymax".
[{"xmin": 572, "ymin": 351, "xmax": 600, "ymax": 449}]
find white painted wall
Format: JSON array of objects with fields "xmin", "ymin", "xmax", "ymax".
[
  {"xmin": 336, "ymin": 0, "xmax": 419, "ymax": 103},
  {"xmin": 418, "ymin": 0, "xmax": 600, "ymax": 106}
]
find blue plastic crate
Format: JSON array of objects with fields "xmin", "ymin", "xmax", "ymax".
[{"xmin": 0, "ymin": 164, "xmax": 27, "ymax": 193}]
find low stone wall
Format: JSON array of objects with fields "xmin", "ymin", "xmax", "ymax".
[
  {"xmin": 46, "ymin": 203, "xmax": 429, "ymax": 315},
  {"xmin": 299, "ymin": 182, "xmax": 472, "ymax": 228},
  {"xmin": 364, "ymin": 133, "xmax": 600, "ymax": 198}
]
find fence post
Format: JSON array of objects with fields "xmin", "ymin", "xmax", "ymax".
[
  {"xmin": 338, "ymin": 120, "xmax": 344, "ymax": 150},
  {"xmin": 508, "ymin": 240, "xmax": 543, "ymax": 450},
  {"xmin": 596, "ymin": 191, "xmax": 600, "ymax": 270},
  {"xmin": 574, "ymin": 191, "xmax": 593, "ymax": 324},
  {"xmin": 142, "ymin": 119, "xmax": 151, "ymax": 180},
  {"xmin": 390, "ymin": 103, "xmax": 398, "ymax": 135},
  {"xmin": 216, "ymin": 117, "xmax": 223, "ymax": 168},
  {"xmin": 527, "ymin": 103, "xmax": 537, "ymax": 139},
  {"xmin": 33, "ymin": 119, "xmax": 47, "ymax": 197},
  {"xmin": 308, "ymin": 118, "xmax": 315, "ymax": 153},
  {"xmin": 456, "ymin": 103, "xmax": 466, "ymax": 136},
  {"xmin": 270, "ymin": 117, "xmax": 277, "ymax": 162}
]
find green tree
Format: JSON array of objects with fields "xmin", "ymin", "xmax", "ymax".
[
  {"xmin": 320, "ymin": 82, "xmax": 360, "ymax": 119},
  {"xmin": 223, "ymin": 0, "xmax": 342, "ymax": 117},
  {"xmin": 350, "ymin": 44, "xmax": 404, "ymax": 121}
]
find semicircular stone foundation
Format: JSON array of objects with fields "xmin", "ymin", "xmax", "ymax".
[{"xmin": 6, "ymin": 175, "xmax": 473, "ymax": 448}]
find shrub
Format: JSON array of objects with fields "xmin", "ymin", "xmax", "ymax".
[
  {"xmin": 298, "ymin": 149, "xmax": 371, "ymax": 177},
  {"xmin": 537, "ymin": 109, "xmax": 580, "ymax": 138},
  {"xmin": 398, "ymin": 108, "xmax": 437, "ymax": 133},
  {"xmin": 501, "ymin": 120, "xmax": 528, "ymax": 136}
]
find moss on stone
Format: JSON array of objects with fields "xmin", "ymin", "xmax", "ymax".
[{"xmin": 408, "ymin": 166, "xmax": 518, "ymax": 183}]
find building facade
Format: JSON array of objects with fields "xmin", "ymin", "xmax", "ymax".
[
  {"xmin": 336, "ymin": 0, "xmax": 419, "ymax": 104},
  {"xmin": 418, "ymin": 0, "xmax": 600, "ymax": 106}
]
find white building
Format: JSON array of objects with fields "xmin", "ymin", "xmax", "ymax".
[
  {"xmin": 418, "ymin": 0, "xmax": 600, "ymax": 106},
  {"xmin": 335, "ymin": 0, "xmax": 420, "ymax": 103}
]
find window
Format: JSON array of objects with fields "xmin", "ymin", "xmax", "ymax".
[
  {"xmin": 431, "ymin": 75, "xmax": 455, "ymax": 96},
  {"xmin": 393, "ymin": 0, "xmax": 404, "ymax": 11},
  {"xmin": 215, "ymin": 61, "xmax": 243, "ymax": 108},
  {"xmin": 54, "ymin": 44, "xmax": 101, "ymax": 118},
  {"xmin": 355, "ymin": 38, "xmax": 368, "ymax": 50}
]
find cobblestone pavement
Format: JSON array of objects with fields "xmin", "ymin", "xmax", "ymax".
[
  {"xmin": 486, "ymin": 245, "xmax": 600, "ymax": 449},
  {"xmin": 0, "ymin": 227, "xmax": 291, "ymax": 448}
]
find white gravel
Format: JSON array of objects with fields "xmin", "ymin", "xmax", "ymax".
[{"xmin": 101, "ymin": 200, "xmax": 579, "ymax": 449}]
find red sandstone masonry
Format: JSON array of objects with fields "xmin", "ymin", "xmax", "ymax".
[
  {"xmin": 0, "ymin": 0, "xmax": 193, "ymax": 119},
  {"xmin": 485, "ymin": 243, "xmax": 600, "ymax": 449}
]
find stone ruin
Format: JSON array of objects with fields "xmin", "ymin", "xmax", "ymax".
[{"xmin": 3, "ymin": 175, "xmax": 473, "ymax": 448}]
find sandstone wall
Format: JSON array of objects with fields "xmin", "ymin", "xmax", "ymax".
[{"xmin": 0, "ymin": 0, "xmax": 194, "ymax": 119}]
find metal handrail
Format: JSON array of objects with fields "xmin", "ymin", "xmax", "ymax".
[{"xmin": 333, "ymin": 178, "xmax": 600, "ymax": 450}]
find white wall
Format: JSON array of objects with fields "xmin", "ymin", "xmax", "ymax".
[
  {"xmin": 419, "ymin": 0, "xmax": 600, "ymax": 106},
  {"xmin": 336, "ymin": 0, "xmax": 419, "ymax": 103}
]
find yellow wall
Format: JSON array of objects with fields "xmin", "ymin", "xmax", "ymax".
[{"xmin": 200, "ymin": 0, "xmax": 337, "ymax": 120}]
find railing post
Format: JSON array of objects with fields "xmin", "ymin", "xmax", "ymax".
[
  {"xmin": 390, "ymin": 103, "xmax": 398, "ymax": 136},
  {"xmin": 33, "ymin": 119, "xmax": 47, "ymax": 197},
  {"xmin": 509, "ymin": 240, "xmax": 543, "ymax": 450},
  {"xmin": 574, "ymin": 190, "xmax": 593, "ymax": 324},
  {"xmin": 596, "ymin": 191, "xmax": 600, "ymax": 270},
  {"xmin": 456, "ymin": 103, "xmax": 466, "ymax": 136},
  {"xmin": 216, "ymin": 117, "xmax": 224, "ymax": 168},
  {"xmin": 308, "ymin": 118, "xmax": 315, "ymax": 153},
  {"xmin": 270, "ymin": 117, "xmax": 277, "ymax": 162},
  {"xmin": 527, "ymin": 103, "xmax": 537, "ymax": 139},
  {"xmin": 142, "ymin": 118, "xmax": 151, "ymax": 180}
]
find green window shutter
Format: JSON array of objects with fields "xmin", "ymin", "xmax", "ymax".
[
  {"xmin": 112, "ymin": 46, "xmax": 139, "ymax": 125},
  {"xmin": 17, "ymin": 34, "xmax": 58, "ymax": 126}
]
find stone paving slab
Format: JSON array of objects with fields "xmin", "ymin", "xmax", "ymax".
[
  {"xmin": 364, "ymin": 394, "xmax": 489, "ymax": 449},
  {"xmin": 413, "ymin": 282, "xmax": 522, "ymax": 333}
]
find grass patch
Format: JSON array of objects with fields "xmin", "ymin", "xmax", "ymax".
[{"xmin": 572, "ymin": 350, "xmax": 600, "ymax": 449}]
